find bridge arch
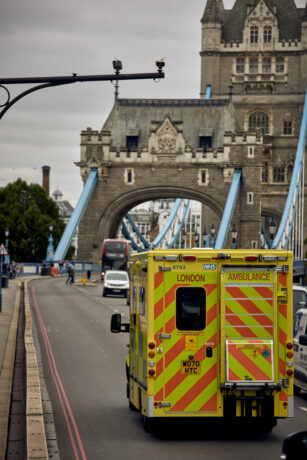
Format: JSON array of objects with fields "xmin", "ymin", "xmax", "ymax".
[{"xmin": 93, "ymin": 186, "xmax": 224, "ymax": 248}]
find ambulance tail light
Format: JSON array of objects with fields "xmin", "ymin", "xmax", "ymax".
[
  {"xmin": 286, "ymin": 342, "xmax": 293, "ymax": 350},
  {"xmin": 148, "ymin": 342, "xmax": 155, "ymax": 350},
  {"xmin": 148, "ymin": 369, "xmax": 155, "ymax": 377},
  {"xmin": 286, "ymin": 369, "xmax": 294, "ymax": 377},
  {"xmin": 183, "ymin": 255, "xmax": 196, "ymax": 261},
  {"xmin": 245, "ymin": 255, "xmax": 258, "ymax": 262}
]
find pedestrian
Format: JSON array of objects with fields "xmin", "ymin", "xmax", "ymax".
[
  {"xmin": 20, "ymin": 263, "xmax": 24, "ymax": 279},
  {"xmin": 65, "ymin": 260, "xmax": 70, "ymax": 284},
  {"xmin": 9, "ymin": 263, "xmax": 13, "ymax": 280},
  {"xmin": 68, "ymin": 263, "xmax": 75, "ymax": 284}
]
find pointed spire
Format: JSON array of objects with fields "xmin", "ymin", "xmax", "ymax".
[
  {"xmin": 201, "ymin": 0, "xmax": 222, "ymax": 24},
  {"xmin": 217, "ymin": 0, "xmax": 224, "ymax": 12}
]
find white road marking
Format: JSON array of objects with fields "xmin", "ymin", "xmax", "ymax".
[
  {"xmin": 299, "ymin": 406, "xmax": 307, "ymax": 413},
  {"xmin": 75, "ymin": 286, "xmax": 92, "ymax": 296}
]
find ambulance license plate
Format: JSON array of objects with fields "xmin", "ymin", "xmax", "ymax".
[{"xmin": 181, "ymin": 360, "xmax": 201, "ymax": 375}]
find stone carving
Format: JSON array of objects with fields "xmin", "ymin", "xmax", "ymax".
[
  {"xmin": 148, "ymin": 117, "xmax": 186, "ymax": 158},
  {"xmin": 157, "ymin": 119, "xmax": 177, "ymax": 153}
]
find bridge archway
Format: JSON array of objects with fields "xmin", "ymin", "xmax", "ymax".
[{"xmin": 93, "ymin": 186, "xmax": 224, "ymax": 248}]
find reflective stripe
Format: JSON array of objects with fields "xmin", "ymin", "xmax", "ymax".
[
  {"xmin": 287, "ymin": 396, "xmax": 294, "ymax": 417},
  {"xmin": 147, "ymin": 396, "xmax": 154, "ymax": 417}
]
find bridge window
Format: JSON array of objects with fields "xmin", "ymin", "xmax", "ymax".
[
  {"xmin": 126, "ymin": 136, "xmax": 138, "ymax": 152},
  {"xmin": 273, "ymin": 167, "xmax": 285, "ymax": 183},
  {"xmin": 249, "ymin": 112, "xmax": 269, "ymax": 134},
  {"xmin": 263, "ymin": 26, "xmax": 272, "ymax": 43},
  {"xmin": 125, "ymin": 168, "xmax": 134, "ymax": 184},
  {"xmin": 247, "ymin": 146, "xmax": 254, "ymax": 158},
  {"xmin": 283, "ymin": 120, "xmax": 293, "ymax": 136},
  {"xmin": 199, "ymin": 136, "xmax": 212, "ymax": 152},
  {"xmin": 176, "ymin": 287, "xmax": 206, "ymax": 331},
  {"xmin": 236, "ymin": 57, "xmax": 245, "ymax": 73},
  {"xmin": 249, "ymin": 57, "xmax": 258, "ymax": 74},
  {"xmin": 262, "ymin": 57, "xmax": 271, "ymax": 73},
  {"xmin": 199, "ymin": 168, "xmax": 208, "ymax": 186},
  {"xmin": 276, "ymin": 57, "xmax": 285, "ymax": 73},
  {"xmin": 250, "ymin": 26, "xmax": 258, "ymax": 43},
  {"xmin": 247, "ymin": 192, "xmax": 254, "ymax": 205}
]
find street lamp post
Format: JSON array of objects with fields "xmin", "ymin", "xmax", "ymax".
[
  {"xmin": 194, "ymin": 232, "xmax": 200, "ymax": 248},
  {"xmin": 46, "ymin": 224, "xmax": 54, "ymax": 262},
  {"xmin": 269, "ymin": 217, "xmax": 276, "ymax": 249},
  {"xmin": 211, "ymin": 224, "xmax": 216, "ymax": 248},
  {"xmin": 181, "ymin": 229, "xmax": 187, "ymax": 248},
  {"xmin": 202, "ymin": 228, "xmax": 209, "ymax": 248},
  {"xmin": 231, "ymin": 225, "xmax": 238, "ymax": 249},
  {"xmin": 4, "ymin": 228, "xmax": 10, "ymax": 264}
]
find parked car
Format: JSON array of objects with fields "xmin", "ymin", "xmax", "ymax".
[
  {"xmin": 102, "ymin": 270, "xmax": 129, "ymax": 298},
  {"xmin": 293, "ymin": 285, "xmax": 307, "ymax": 324},
  {"xmin": 293, "ymin": 308, "xmax": 307, "ymax": 394}
]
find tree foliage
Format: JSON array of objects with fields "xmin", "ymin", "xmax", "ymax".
[{"xmin": 0, "ymin": 178, "xmax": 73, "ymax": 262}]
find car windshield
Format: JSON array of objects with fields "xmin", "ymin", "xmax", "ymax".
[
  {"xmin": 106, "ymin": 272, "xmax": 128, "ymax": 281},
  {"xmin": 293, "ymin": 289, "xmax": 307, "ymax": 319}
]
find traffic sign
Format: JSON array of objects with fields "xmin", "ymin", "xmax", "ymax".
[{"xmin": 0, "ymin": 244, "xmax": 8, "ymax": 256}]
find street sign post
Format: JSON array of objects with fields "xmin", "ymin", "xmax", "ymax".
[{"xmin": 0, "ymin": 243, "xmax": 9, "ymax": 313}]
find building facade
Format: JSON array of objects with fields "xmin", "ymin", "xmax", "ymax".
[
  {"xmin": 76, "ymin": 0, "xmax": 307, "ymax": 260},
  {"xmin": 201, "ymin": 0, "xmax": 307, "ymax": 231}
]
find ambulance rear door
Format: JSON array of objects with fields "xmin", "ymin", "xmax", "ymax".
[{"xmin": 153, "ymin": 255, "xmax": 220, "ymax": 415}]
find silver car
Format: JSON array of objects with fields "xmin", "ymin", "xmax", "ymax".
[{"xmin": 102, "ymin": 270, "xmax": 129, "ymax": 298}]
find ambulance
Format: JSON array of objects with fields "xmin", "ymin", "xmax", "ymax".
[{"xmin": 110, "ymin": 249, "xmax": 294, "ymax": 432}]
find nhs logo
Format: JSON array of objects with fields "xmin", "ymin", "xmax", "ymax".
[{"xmin": 203, "ymin": 264, "xmax": 216, "ymax": 270}]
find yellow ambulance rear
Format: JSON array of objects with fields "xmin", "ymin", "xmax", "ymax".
[{"xmin": 111, "ymin": 249, "xmax": 293, "ymax": 432}]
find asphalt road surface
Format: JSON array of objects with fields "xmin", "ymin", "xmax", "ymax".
[{"xmin": 29, "ymin": 277, "xmax": 307, "ymax": 460}]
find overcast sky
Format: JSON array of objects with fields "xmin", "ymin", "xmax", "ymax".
[{"xmin": 0, "ymin": 0, "xmax": 305, "ymax": 206}]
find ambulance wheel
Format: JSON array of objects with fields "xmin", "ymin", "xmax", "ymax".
[
  {"xmin": 261, "ymin": 418, "xmax": 276, "ymax": 433},
  {"xmin": 143, "ymin": 415, "xmax": 155, "ymax": 433},
  {"xmin": 294, "ymin": 385, "xmax": 301, "ymax": 395}
]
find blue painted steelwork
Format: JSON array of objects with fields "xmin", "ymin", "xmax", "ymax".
[
  {"xmin": 122, "ymin": 199, "xmax": 190, "ymax": 251},
  {"xmin": 273, "ymin": 89, "xmax": 307, "ymax": 249},
  {"xmin": 54, "ymin": 168, "xmax": 98, "ymax": 261},
  {"xmin": 152, "ymin": 199, "xmax": 182, "ymax": 248},
  {"xmin": 121, "ymin": 219, "xmax": 146, "ymax": 252},
  {"xmin": 215, "ymin": 169, "xmax": 242, "ymax": 249},
  {"xmin": 166, "ymin": 200, "xmax": 190, "ymax": 249},
  {"xmin": 205, "ymin": 85, "xmax": 212, "ymax": 99},
  {"xmin": 125, "ymin": 213, "xmax": 151, "ymax": 249}
]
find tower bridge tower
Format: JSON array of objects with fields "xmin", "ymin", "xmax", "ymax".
[
  {"xmin": 200, "ymin": 0, "xmax": 307, "ymax": 239},
  {"xmin": 76, "ymin": 0, "xmax": 307, "ymax": 261}
]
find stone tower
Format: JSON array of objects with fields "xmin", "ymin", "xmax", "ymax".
[{"xmin": 200, "ymin": 0, "xmax": 307, "ymax": 233}]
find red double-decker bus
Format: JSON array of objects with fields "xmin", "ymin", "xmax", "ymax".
[{"xmin": 101, "ymin": 239, "xmax": 131, "ymax": 280}]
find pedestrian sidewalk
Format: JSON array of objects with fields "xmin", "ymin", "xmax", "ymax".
[{"xmin": 0, "ymin": 279, "xmax": 21, "ymax": 458}]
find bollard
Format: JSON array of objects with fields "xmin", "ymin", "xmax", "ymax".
[{"xmin": 82, "ymin": 273, "xmax": 87, "ymax": 284}]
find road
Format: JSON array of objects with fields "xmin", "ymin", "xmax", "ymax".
[{"xmin": 29, "ymin": 277, "xmax": 307, "ymax": 460}]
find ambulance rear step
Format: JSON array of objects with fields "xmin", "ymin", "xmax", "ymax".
[{"xmin": 221, "ymin": 382, "xmax": 282, "ymax": 391}]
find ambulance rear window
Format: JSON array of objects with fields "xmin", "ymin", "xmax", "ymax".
[{"xmin": 176, "ymin": 287, "xmax": 206, "ymax": 331}]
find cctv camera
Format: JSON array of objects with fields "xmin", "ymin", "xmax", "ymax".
[
  {"xmin": 156, "ymin": 60, "xmax": 165, "ymax": 72},
  {"xmin": 112, "ymin": 60, "xmax": 122, "ymax": 73}
]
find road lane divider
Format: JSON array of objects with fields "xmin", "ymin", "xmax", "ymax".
[{"xmin": 24, "ymin": 281, "xmax": 49, "ymax": 459}]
